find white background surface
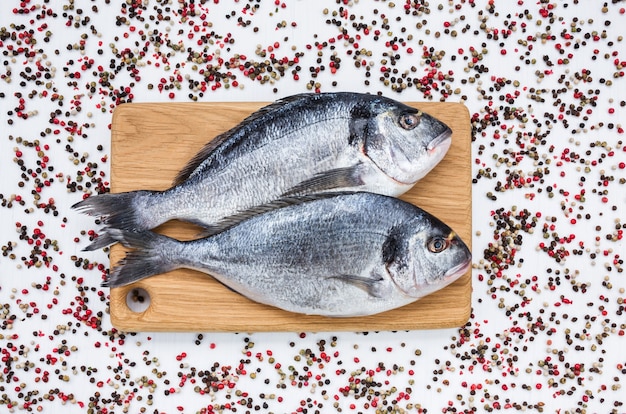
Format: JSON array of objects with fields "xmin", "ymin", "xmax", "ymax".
[{"xmin": 1, "ymin": 1, "xmax": 625, "ymax": 413}]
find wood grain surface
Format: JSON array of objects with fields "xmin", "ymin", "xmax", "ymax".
[{"xmin": 106, "ymin": 101, "xmax": 472, "ymax": 332}]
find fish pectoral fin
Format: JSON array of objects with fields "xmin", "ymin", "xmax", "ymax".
[
  {"xmin": 328, "ymin": 274, "xmax": 387, "ymax": 299},
  {"xmin": 282, "ymin": 165, "xmax": 364, "ymax": 197}
]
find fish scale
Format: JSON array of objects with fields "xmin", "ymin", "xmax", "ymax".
[{"xmin": 73, "ymin": 92, "xmax": 452, "ymax": 250}]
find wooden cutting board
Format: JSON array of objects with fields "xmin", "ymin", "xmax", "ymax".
[{"xmin": 107, "ymin": 101, "xmax": 472, "ymax": 332}]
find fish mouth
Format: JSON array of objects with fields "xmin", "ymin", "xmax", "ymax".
[
  {"xmin": 426, "ymin": 127, "xmax": 452, "ymax": 154},
  {"xmin": 444, "ymin": 257, "xmax": 471, "ymax": 281}
]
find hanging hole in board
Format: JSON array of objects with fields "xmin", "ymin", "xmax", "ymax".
[{"xmin": 126, "ymin": 287, "xmax": 151, "ymax": 313}]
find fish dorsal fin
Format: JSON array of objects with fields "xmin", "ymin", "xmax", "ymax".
[
  {"xmin": 172, "ymin": 129, "xmax": 232, "ymax": 186},
  {"xmin": 199, "ymin": 191, "xmax": 356, "ymax": 237},
  {"xmin": 172, "ymin": 93, "xmax": 316, "ymax": 186}
]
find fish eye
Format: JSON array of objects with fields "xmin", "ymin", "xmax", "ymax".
[
  {"xmin": 427, "ymin": 237, "xmax": 449, "ymax": 253},
  {"xmin": 399, "ymin": 113, "xmax": 420, "ymax": 130}
]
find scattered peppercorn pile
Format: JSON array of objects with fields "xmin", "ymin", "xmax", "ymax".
[{"xmin": 1, "ymin": 1, "xmax": 625, "ymax": 413}]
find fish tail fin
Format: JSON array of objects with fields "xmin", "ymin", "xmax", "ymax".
[
  {"xmin": 82, "ymin": 228, "xmax": 117, "ymax": 251},
  {"xmin": 103, "ymin": 229, "xmax": 181, "ymax": 288},
  {"xmin": 72, "ymin": 191, "xmax": 159, "ymax": 246}
]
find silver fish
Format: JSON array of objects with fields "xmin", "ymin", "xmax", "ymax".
[
  {"xmin": 105, "ymin": 192, "xmax": 471, "ymax": 317},
  {"xmin": 73, "ymin": 92, "xmax": 451, "ymax": 249}
]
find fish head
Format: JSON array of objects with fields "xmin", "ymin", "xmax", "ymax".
[
  {"xmin": 351, "ymin": 98, "xmax": 452, "ymax": 188},
  {"xmin": 384, "ymin": 216, "xmax": 471, "ymax": 299}
]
